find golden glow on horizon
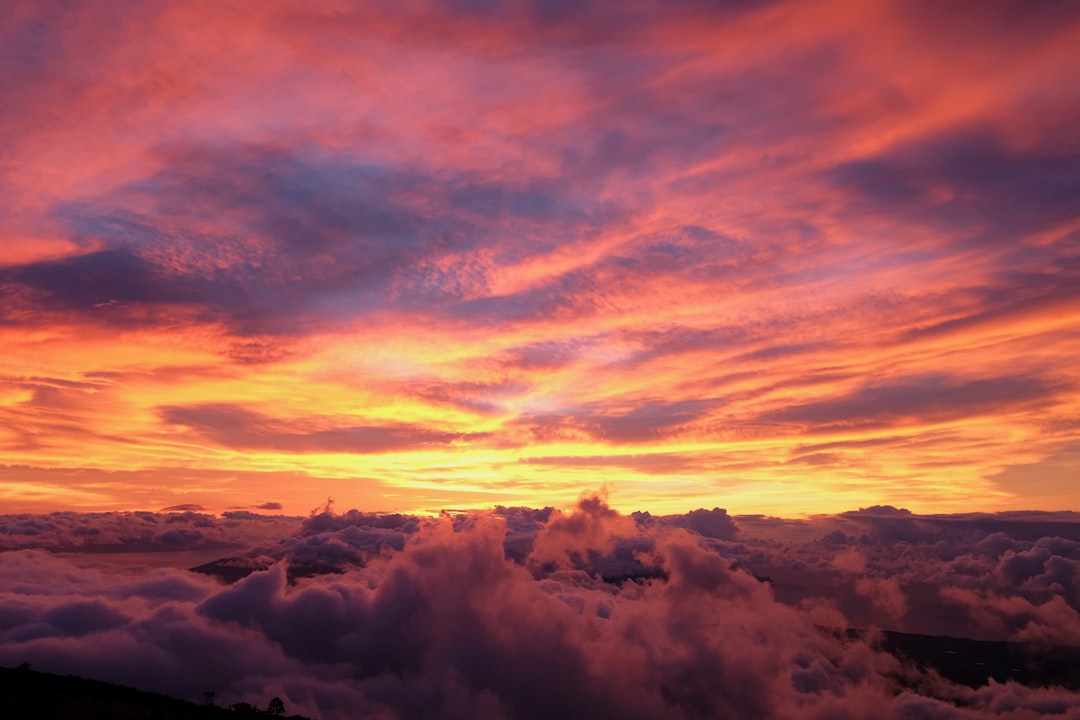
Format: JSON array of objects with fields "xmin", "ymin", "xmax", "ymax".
[{"xmin": 2, "ymin": 305, "xmax": 1071, "ymax": 517}]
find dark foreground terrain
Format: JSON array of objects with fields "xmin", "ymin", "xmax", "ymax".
[
  {"xmin": 881, "ymin": 631, "xmax": 1080, "ymax": 690},
  {"xmin": 0, "ymin": 664, "xmax": 311, "ymax": 720}
]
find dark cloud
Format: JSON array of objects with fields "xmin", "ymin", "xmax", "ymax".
[
  {"xmin": 840, "ymin": 507, "xmax": 1080, "ymax": 544},
  {"xmin": 450, "ymin": 268, "xmax": 602, "ymax": 324},
  {"xmin": 158, "ymin": 402, "xmax": 479, "ymax": 454},
  {"xmin": 44, "ymin": 600, "xmax": 130, "ymax": 636},
  {"xmin": 588, "ymin": 399, "xmax": 718, "ymax": 442},
  {"xmin": 514, "ymin": 398, "xmax": 720, "ymax": 445},
  {"xmin": 757, "ymin": 374, "xmax": 1060, "ymax": 432},
  {"xmin": 734, "ymin": 340, "xmax": 833, "ymax": 364},
  {"xmin": 0, "ymin": 248, "xmax": 199, "ymax": 313},
  {"xmin": 828, "ymin": 126, "xmax": 1080, "ymax": 245},
  {"xmin": 449, "ymin": 227, "xmax": 758, "ymax": 328},
  {"xmin": 679, "ymin": 507, "xmax": 739, "ymax": 540},
  {"xmin": 17, "ymin": 142, "xmax": 628, "ymax": 335}
]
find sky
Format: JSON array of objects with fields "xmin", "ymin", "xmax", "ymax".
[{"xmin": 2, "ymin": 0, "xmax": 1080, "ymax": 517}]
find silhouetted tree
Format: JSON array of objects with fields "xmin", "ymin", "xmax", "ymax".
[
  {"xmin": 204, "ymin": 690, "xmax": 216, "ymax": 706},
  {"xmin": 268, "ymin": 696, "xmax": 286, "ymax": 716}
]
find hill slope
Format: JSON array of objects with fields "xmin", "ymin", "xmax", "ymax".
[{"xmin": 0, "ymin": 665, "xmax": 311, "ymax": 720}]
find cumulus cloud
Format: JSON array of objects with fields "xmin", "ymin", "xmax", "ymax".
[
  {"xmin": 3, "ymin": 500, "xmax": 1080, "ymax": 719},
  {"xmin": 0, "ymin": 509, "xmax": 876, "ymax": 719}
]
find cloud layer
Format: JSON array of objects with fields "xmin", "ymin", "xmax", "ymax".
[{"xmin": 3, "ymin": 500, "xmax": 1080, "ymax": 718}]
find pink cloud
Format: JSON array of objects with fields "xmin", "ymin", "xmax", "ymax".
[{"xmin": 4, "ymin": 502, "xmax": 1080, "ymax": 718}]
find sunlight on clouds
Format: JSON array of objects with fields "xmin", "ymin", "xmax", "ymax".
[
  {"xmin": 0, "ymin": 481, "xmax": 110, "ymax": 507},
  {"xmin": 1, "ymin": 0, "xmax": 1078, "ymax": 515}
]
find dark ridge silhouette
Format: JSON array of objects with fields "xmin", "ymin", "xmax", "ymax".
[
  {"xmin": 878, "ymin": 631, "xmax": 1080, "ymax": 690},
  {"xmin": 0, "ymin": 665, "xmax": 313, "ymax": 720},
  {"xmin": 190, "ymin": 557, "xmax": 343, "ymax": 584},
  {"xmin": 189, "ymin": 557, "xmax": 266, "ymax": 584}
]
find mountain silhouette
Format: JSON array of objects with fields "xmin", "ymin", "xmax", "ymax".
[{"xmin": 0, "ymin": 664, "xmax": 313, "ymax": 720}]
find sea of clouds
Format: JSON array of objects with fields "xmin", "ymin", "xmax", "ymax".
[{"xmin": 2, "ymin": 497, "xmax": 1079, "ymax": 719}]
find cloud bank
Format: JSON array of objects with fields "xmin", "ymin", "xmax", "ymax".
[{"xmin": 2, "ymin": 498, "xmax": 1080, "ymax": 719}]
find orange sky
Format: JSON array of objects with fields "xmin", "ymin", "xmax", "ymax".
[{"xmin": 2, "ymin": 0, "xmax": 1079, "ymax": 516}]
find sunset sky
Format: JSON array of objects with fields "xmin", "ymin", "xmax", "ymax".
[{"xmin": 2, "ymin": 0, "xmax": 1079, "ymax": 516}]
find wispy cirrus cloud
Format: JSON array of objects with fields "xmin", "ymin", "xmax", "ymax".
[
  {"xmin": 0, "ymin": 0, "xmax": 1078, "ymax": 514},
  {"xmin": 158, "ymin": 403, "xmax": 484, "ymax": 454}
]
